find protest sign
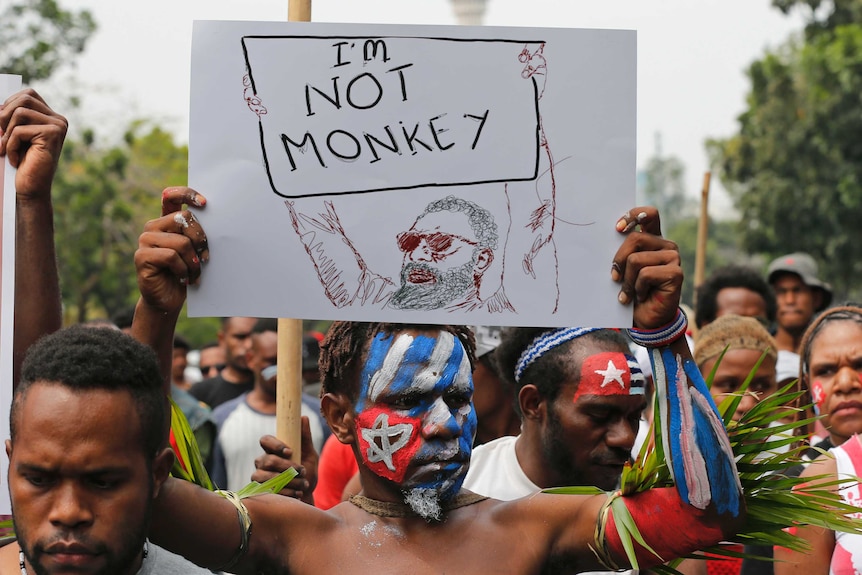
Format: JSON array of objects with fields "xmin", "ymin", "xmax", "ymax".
[{"xmin": 189, "ymin": 21, "xmax": 635, "ymax": 327}]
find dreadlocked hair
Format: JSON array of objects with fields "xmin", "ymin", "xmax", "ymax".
[{"xmin": 320, "ymin": 322, "xmax": 476, "ymax": 400}]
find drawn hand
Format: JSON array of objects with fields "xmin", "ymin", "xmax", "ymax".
[
  {"xmin": 0, "ymin": 89, "xmax": 67, "ymax": 203},
  {"xmin": 135, "ymin": 187, "xmax": 208, "ymax": 314},
  {"xmin": 611, "ymin": 206, "xmax": 682, "ymax": 329},
  {"xmin": 252, "ymin": 417, "xmax": 319, "ymax": 504}
]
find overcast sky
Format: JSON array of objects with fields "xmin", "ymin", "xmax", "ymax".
[{"xmin": 48, "ymin": 0, "xmax": 806, "ymax": 215}]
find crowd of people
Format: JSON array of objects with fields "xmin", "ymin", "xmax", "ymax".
[{"xmin": 0, "ymin": 86, "xmax": 859, "ymax": 575}]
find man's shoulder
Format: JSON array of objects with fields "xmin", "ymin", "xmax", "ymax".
[
  {"xmin": 472, "ymin": 435, "xmax": 518, "ymax": 460},
  {"xmin": 188, "ymin": 374, "xmax": 225, "ymax": 398},
  {"xmin": 212, "ymin": 393, "xmax": 249, "ymax": 427},
  {"xmin": 0, "ymin": 542, "xmax": 19, "ymax": 574}
]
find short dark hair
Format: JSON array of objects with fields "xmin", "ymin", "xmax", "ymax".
[
  {"xmin": 320, "ymin": 322, "xmax": 476, "ymax": 401},
  {"xmin": 494, "ymin": 327, "xmax": 630, "ymax": 414},
  {"xmin": 252, "ymin": 318, "xmax": 278, "ymax": 335},
  {"xmin": 12, "ymin": 325, "xmax": 168, "ymax": 460},
  {"xmin": 694, "ymin": 264, "xmax": 777, "ymax": 329},
  {"xmin": 173, "ymin": 334, "xmax": 191, "ymax": 351},
  {"xmin": 111, "ymin": 305, "xmax": 136, "ymax": 330}
]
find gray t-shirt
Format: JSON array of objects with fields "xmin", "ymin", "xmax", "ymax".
[{"xmin": 139, "ymin": 542, "xmax": 212, "ymax": 575}]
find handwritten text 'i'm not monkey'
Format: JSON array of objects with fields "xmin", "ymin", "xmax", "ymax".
[{"xmin": 281, "ymin": 39, "xmax": 490, "ymax": 171}]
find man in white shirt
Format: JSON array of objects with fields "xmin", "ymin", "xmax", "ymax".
[{"xmin": 464, "ymin": 327, "xmax": 646, "ymax": 498}]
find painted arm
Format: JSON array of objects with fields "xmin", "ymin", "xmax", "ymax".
[
  {"xmin": 0, "ymin": 89, "xmax": 66, "ymax": 386},
  {"xmin": 285, "ymin": 199, "xmax": 395, "ymax": 308},
  {"xmin": 603, "ymin": 207, "xmax": 744, "ymax": 567}
]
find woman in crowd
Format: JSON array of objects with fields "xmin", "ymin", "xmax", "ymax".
[{"xmin": 774, "ymin": 306, "xmax": 862, "ymax": 575}]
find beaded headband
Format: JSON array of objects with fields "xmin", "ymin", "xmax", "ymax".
[{"xmin": 514, "ymin": 327, "xmax": 602, "ymax": 383}]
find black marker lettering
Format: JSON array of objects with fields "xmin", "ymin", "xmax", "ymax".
[
  {"xmin": 305, "ymin": 78, "xmax": 342, "ymax": 117},
  {"xmin": 364, "ymin": 126, "xmax": 401, "ymax": 163},
  {"xmin": 464, "ymin": 109, "xmax": 490, "ymax": 150},
  {"xmin": 281, "ymin": 132, "xmax": 326, "ymax": 170},
  {"xmin": 346, "ymin": 73, "xmax": 383, "ymax": 110},
  {"xmin": 400, "ymin": 122, "xmax": 433, "ymax": 155},
  {"xmin": 428, "ymin": 114, "xmax": 454, "ymax": 151},
  {"xmin": 333, "ymin": 41, "xmax": 351, "ymax": 68},
  {"xmin": 326, "ymin": 129, "xmax": 362, "ymax": 162},
  {"xmin": 385, "ymin": 63, "xmax": 413, "ymax": 102},
  {"xmin": 363, "ymin": 39, "xmax": 389, "ymax": 63}
]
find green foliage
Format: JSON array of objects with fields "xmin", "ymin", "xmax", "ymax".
[
  {"xmin": 0, "ymin": 0, "xmax": 96, "ymax": 83},
  {"xmin": 548, "ymin": 357, "xmax": 862, "ymax": 573},
  {"xmin": 170, "ymin": 397, "xmax": 297, "ymax": 496},
  {"xmin": 712, "ymin": 2, "xmax": 862, "ymax": 302},
  {"xmin": 53, "ymin": 123, "xmax": 188, "ymax": 324}
]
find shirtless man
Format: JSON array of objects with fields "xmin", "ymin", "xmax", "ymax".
[{"xmin": 132, "ymin": 190, "xmax": 744, "ymax": 574}]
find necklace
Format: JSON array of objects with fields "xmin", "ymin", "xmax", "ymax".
[
  {"xmin": 349, "ymin": 490, "xmax": 488, "ymax": 518},
  {"xmin": 19, "ymin": 540, "xmax": 148, "ymax": 574}
]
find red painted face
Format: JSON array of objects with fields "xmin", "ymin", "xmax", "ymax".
[
  {"xmin": 574, "ymin": 352, "xmax": 645, "ymax": 403},
  {"xmin": 355, "ymin": 406, "xmax": 422, "ymax": 483}
]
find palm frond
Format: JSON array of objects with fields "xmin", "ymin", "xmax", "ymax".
[{"xmin": 545, "ymin": 349, "xmax": 862, "ymax": 568}]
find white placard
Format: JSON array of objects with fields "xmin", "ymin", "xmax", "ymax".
[
  {"xmin": 189, "ymin": 21, "xmax": 636, "ymax": 328},
  {"xmin": 0, "ymin": 74, "xmax": 21, "ymax": 516}
]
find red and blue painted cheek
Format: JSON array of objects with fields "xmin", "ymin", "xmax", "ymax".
[
  {"xmin": 355, "ymin": 406, "xmax": 422, "ymax": 483},
  {"xmin": 810, "ymin": 379, "xmax": 826, "ymax": 416},
  {"xmin": 573, "ymin": 352, "xmax": 646, "ymax": 403}
]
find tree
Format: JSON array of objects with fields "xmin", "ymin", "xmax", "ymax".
[
  {"xmin": 53, "ymin": 123, "xmax": 187, "ymax": 324},
  {"xmin": 709, "ymin": 0, "xmax": 862, "ymax": 302},
  {"xmin": 0, "ymin": 0, "xmax": 96, "ymax": 83},
  {"xmin": 640, "ymin": 134, "xmax": 697, "ymax": 229}
]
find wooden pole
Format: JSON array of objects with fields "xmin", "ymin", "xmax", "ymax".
[
  {"xmin": 288, "ymin": 0, "xmax": 311, "ymax": 23},
  {"xmin": 693, "ymin": 171, "xmax": 711, "ymax": 304},
  {"xmin": 276, "ymin": 0, "xmax": 312, "ymax": 461}
]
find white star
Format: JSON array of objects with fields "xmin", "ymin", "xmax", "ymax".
[
  {"xmin": 361, "ymin": 413, "xmax": 414, "ymax": 472},
  {"xmin": 595, "ymin": 359, "xmax": 626, "ymax": 389}
]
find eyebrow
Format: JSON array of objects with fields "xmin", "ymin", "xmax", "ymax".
[{"xmin": 15, "ymin": 462, "xmax": 130, "ymax": 476}]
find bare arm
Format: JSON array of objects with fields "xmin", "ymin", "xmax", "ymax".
[
  {"xmin": 130, "ymin": 187, "xmax": 207, "ymax": 395},
  {"xmin": 774, "ymin": 455, "xmax": 837, "ymax": 575},
  {"xmin": 0, "ymin": 89, "xmax": 66, "ymax": 386},
  {"xmin": 150, "ymin": 476, "xmax": 331, "ymax": 574}
]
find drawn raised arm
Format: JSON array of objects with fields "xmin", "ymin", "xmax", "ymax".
[{"xmin": 285, "ymin": 199, "xmax": 395, "ymax": 308}]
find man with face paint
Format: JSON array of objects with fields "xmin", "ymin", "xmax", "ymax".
[
  {"xmin": 131, "ymin": 195, "xmax": 746, "ymax": 574},
  {"xmin": 464, "ymin": 328, "xmax": 646, "ymax": 499},
  {"xmin": 210, "ymin": 318, "xmax": 325, "ymax": 494}
]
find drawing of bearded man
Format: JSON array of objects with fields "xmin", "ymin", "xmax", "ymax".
[{"xmin": 389, "ymin": 196, "xmax": 511, "ymax": 312}]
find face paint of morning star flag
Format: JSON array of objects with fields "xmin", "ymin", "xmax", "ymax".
[
  {"xmin": 356, "ymin": 330, "xmax": 475, "ymax": 485},
  {"xmin": 574, "ymin": 352, "xmax": 645, "ymax": 403}
]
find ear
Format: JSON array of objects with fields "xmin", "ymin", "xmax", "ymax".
[
  {"xmin": 321, "ymin": 393, "xmax": 356, "ymax": 445},
  {"xmin": 475, "ymin": 247, "xmax": 494, "ymax": 271},
  {"xmin": 518, "ymin": 384, "xmax": 546, "ymax": 422},
  {"xmin": 5, "ymin": 439, "xmax": 11, "ymax": 461},
  {"xmin": 151, "ymin": 447, "xmax": 175, "ymax": 498}
]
